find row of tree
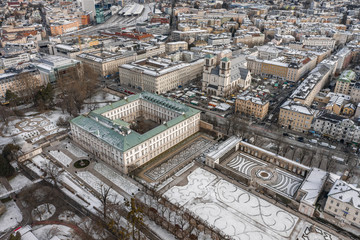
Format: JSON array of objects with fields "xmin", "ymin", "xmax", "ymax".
[{"xmin": 0, "ymin": 144, "xmax": 20, "ymax": 177}]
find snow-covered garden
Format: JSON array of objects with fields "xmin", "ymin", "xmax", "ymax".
[
  {"xmin": 94, "ymin": 162, "xmax": 139, "ymax": 195},
  {"xmin": 164, "ymin": 167, "xmax": 299, "ymax": 240}
]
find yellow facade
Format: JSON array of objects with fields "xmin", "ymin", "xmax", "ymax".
[{"xmin": 235, "ymin": 97, "xmax": 269, "ymax": 120}]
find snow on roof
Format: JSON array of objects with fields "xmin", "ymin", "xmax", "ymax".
[
  {"xmin": 241, "ymin": 141, "xmax": 311, "ymax": 170},
  {"xmin": 281, "ymin": 100, "xmax": 315, "ymax": 115},
  {"xmin": 206, "ymin": 136, "xmax": 242, "ymax": 161},
  {"xmin": 328, "ymin": 179, "xmax": 360, "ymax": 210},
  {"xmin": 299, "ymin": 168, "xmax": 328, "ymax": 205}
]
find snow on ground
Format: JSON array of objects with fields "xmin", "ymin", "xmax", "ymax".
[
  {"xmin": 65, "ymin": 143, "xmax": 88, "ymax": 158},
  {"xmin": 85, "ymin": 92, "xmax": 120, "ymax": 103},
  {"xmin": 32, "ymin": 224, "xmax": 79, "ymax": 240},
  {"xmin": 0, "ymin": 183, "xmax": 7, "ymax": 195},
  {"xmin": 32, "ymin": 203, "xmax": 56, "ymax": 221},
  {"xmin": 77, "ymin": 171, "xmax": 124, "ymax": 203},
  {"xmin": 0, "ymin": 200, "xmax": 23, "ymax": 233},
  {"xmin": 164, "ymin": 167, "xmax": 299, "ymax": 240},
  {"xmin": 24, "ymin": 161, "xmax": 45, "ymax": 177},
  {"xmin": 49, "ymin": 150, "xmax": 73, "ymax": 167},
  {"xmin": 94, "ymin": 163, "xmax": 139, "ymax": 195},
  {"xmin": 58, "ymin": 211, "xmax": 82, "ymax": 223},
  {"xmin": 9, "ymin": 173, "xmax": 32, "ymax": 190},
  {"xmin": 143, "ymin": 217, "xmax": 177, "ymax": 240},
  {"xmin": 60, "ymin": 173, "xmax": 102, "ymax": 214}
]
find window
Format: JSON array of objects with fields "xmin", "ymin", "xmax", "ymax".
[
  {"xmin": 336, "ymin": 203, "xmax": 339, "ymax": 207},
  {"xmin": 335, "ymin": 209, "xmax": 338, "ymax": 212}
]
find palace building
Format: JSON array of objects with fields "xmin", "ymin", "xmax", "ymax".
[{"xmin": 70, "ymin": 92, "xmax": 201, "ymax": 173}]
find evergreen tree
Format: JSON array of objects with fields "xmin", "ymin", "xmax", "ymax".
[
  {"xmin": 0, "ymin": 155, "xmax": 15, "ymax": 178},
  {"xmin": 9, "ymin": 232, "xmax": 21, "ymax": 240},
  {"xmin": 5, "ymin": 90, "xmax": 18, "ymax": 103}
]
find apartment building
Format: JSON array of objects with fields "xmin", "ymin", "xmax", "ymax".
[
  {"xmin": 313, "ymin": 112, "xmax": 360, "ymax": 143},
  {"xmin": 233, "ymin": 32, "xmax": 265, "ymax": 46},
  {"xmin": 290, "ymin": 59, "xmax": 336, "ymax": 106},
  {"xmin": 325, "ymin": 180, "xmax": 360, "ymax": 228},
  {"xmin": 334, "ymin": 70, "xmax": 356, "ymax": 95},
  {"xmin": 120, "ymin": 57, "xmax": 204, "ymax": 94},
  {"xmin": 172, "ymin": 29, "xmax": 208, "ymax": 41},
  {"xmin": 335, "ymin": 47, "xmax": 352, "ymax": 73},
  {"xmin": 246, "ymin": 53, "xmax": 317, "ymax": 82},
  {"xmin": 165, "ymin": 41, "xmax": 188, "ymax": 53},
  {"xmin": 50, "ymin": 20, "xmax": 79, "ymax": 36},
  {"xmin": 350, "ymin": 82, "xmax": 360, "ymax": 103},
  {"xmin": 70, "ymin": 92, "xmax": 201, "ymax": 174},
  {"xmin": 235, "ymin": 95, "xmax": 269, "ymax": 120},
  {"xmin": 279, "ymin": 100, "xmax": 315, "ymax": 132},
  {"xmin": 202, "ymin": 54, "xmax": 251, "ymax": 97},
  {"xmin": 0, "ymin": 67, "xmax": 42, "ymax": 98},
  {"xmin": 77, "ymin": 50, "xmax": 137, "ymax": 77},
  {"xmin": 301, "ymin": 36, "xmax": 336, "ymax": 49}
]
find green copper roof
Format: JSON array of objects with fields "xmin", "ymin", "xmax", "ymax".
[
  {"xmin": 204, "ymin": 54, "xmax": 214, "ymax": 59},
  {"xmin": 70, "ymin": 92, "xmax": 200, "ymax": 152},
  {"xmin": 221, "ymin": 57, "xmax": 230, "ymax": 62},
  {"xmin": 337, "ymin": 70, "xmax": 356, "ymax": 83}
]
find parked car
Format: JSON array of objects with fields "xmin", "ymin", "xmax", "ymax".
[
  {"xmin": 297, "ymin": 137, "xmax": 304, "ymax": 142},
  {"xmin": 283, "ymin": 132, "xmax": 289, "ymax": 136},
  {"xmin": 329, "ymin": 145, "xmax": 336, "ymax": 149},
  {"xmin": 309, "ymin": 139, "xmax": 318, "ymax": 144},
  {"xmin": 319, "ymin": 142, "xmax": 329, "ymax": 147}
]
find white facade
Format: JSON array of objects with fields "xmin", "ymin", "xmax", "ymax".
[
  {"xmin": 313, "ymin": 113, "xmax": 360, "ymax": 143},
  {"xmin": 325, "ymin": 180, "xmax": 360, "ymax": 228},
  {"xmin": 202, "ymin": 54, "xmax": 251, "ymax": 97},
  {"xmin": 301, "ymin": 36, "xmax": 336, "ymax": 49},
  {"xmin": 120, "ymin": 57, "xmax": 204, "ymax": 94},
  {"xmin": 1, "ymin": 53, "xmax": 30, "ymax": 69},
  {"xmin": 71, "ymin": 93, "xmax": 201, "ymax": 173}
]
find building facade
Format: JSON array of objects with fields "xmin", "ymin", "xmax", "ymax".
[
  {"xmin": 334, "ymin": 70, "xmax": 356, "ymax": 95},
  {"xmin": 313, "ymin": 112, "xmax": 360, "ymax": 143},
  {"xmin": 70, "ymin": 92, "xmax": 201, "ymax": 173},
  {"xmin": 235, "ymin": 95, "xmax": 269, "ymax": 120},
  {"xmin": 325, "ymin": 180, "xmax": 360, "ymax": 228},
  {"xmin": 119, "ymin": 57, "xmax": 204, "ymax": 94},
  {"xmin": 202, "ymin": 54, "xmax": 251, "ymax": 97},
  {"xmin": 0, "ymin": 67, "xmax": 42, "ymax": 98},
  {"xmin": 279, "ymin": 100, "xmax": 315, "ymax": 132},
  {"xmin": 77, "ymin": 50, "xmax": 137, "ymax": 77}
]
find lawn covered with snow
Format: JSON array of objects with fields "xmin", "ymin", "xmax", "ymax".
[
  {"xmin": 77, "ymin": 171, "xmax": 124, "ymax": 203},
  {"xmin": 65, "ymin": 143, "xmax": 88, "ymax": 158},
  {"xmin": 164, "ymin": 168, "xmax": 299, "ymax": 240},
  {"xmin": 9, "ymin": 174, "xmax": 32, "ymax": 190},
  {"xmin": 94, "ymin": 163, "xmax": 138, "ymax": 195},
  {"xmin": 60, "ymin": 173, "xmax": 102, "ymax": 214},
  {"xmin": 49, "ymin": 150, "xmax": 73, "ymax": 166},
  {"xmin": 32, "ymin": 203, "xmax": 56, "ymax": 221},
  {"xmin": 32, "ymin": 224, "xmax": 79, "ymax": 240},
  {"xmin": 0, "ymin": 200, "xmax": 23, "ymax": 233}
]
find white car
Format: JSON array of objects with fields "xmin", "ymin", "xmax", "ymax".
[
  {"xmin": 319, "ymin": 142, "xmax": 329, "ymax": 147},
  {"xmin": 329, "ymin": 145, "xmax": 336, "ymax": 149},
  {"xmin": 309, "ymin": 139, "xmax": 318, "ymax": 144}
]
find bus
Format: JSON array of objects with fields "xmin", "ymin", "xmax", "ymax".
[
  {"xmin": 226, "ymin": 100, "xmax": 235, "ymax": 105},
  {"xmin": 190, "ymin": 100, "xmax": 199, "ymax": 106}
]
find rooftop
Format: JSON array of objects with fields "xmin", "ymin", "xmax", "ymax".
[{"xmin": 71, "ymin": 92, "xmax": 200, "ymax": 152}]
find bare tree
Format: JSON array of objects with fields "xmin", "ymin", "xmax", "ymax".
[
  {"xmin": 99, "ymin": 184, "xmax": 113, "ymax": 220},
  {"xmin": 43, "ymin": 162, "xmax": 62, "ymax": 188}
]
